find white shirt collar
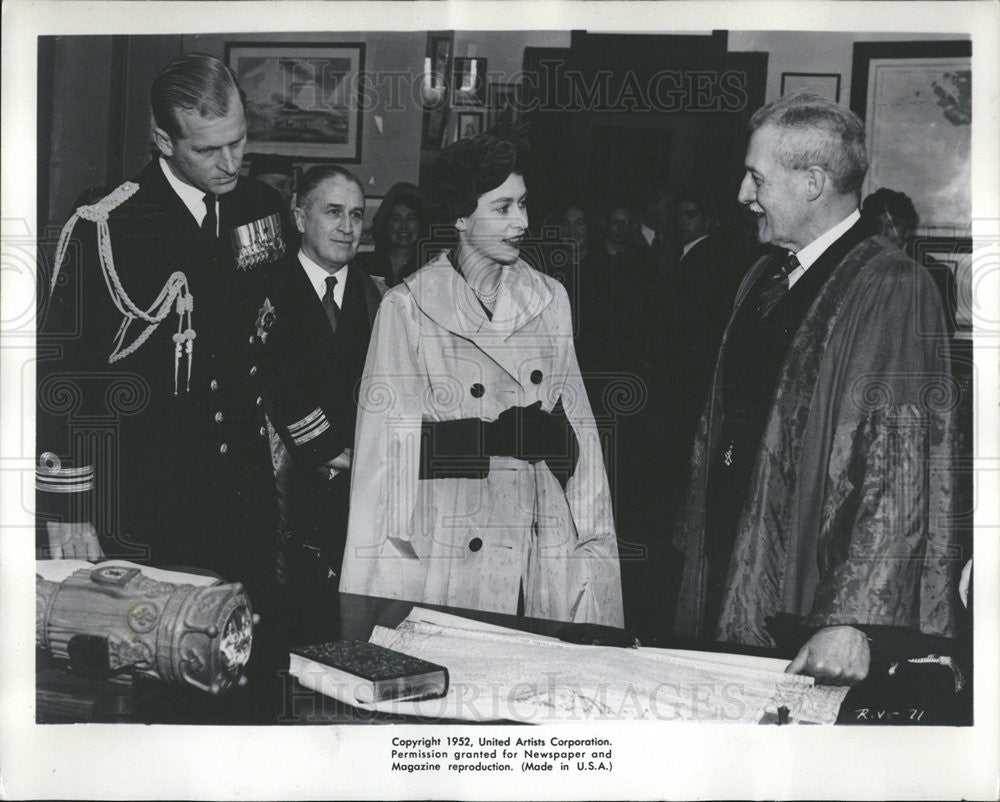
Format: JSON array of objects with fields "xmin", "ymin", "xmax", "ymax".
[
  {"xmin": 640, "ymin": 223, "xmax": 656, "ymax": 247},
  {"xmin": 681, "ymin": 234, "xmax": 709, "ymax": 260},
  {"xmin": 788, "ymin": 208, "xmax": 860, "ymax": 288},
  {"xmin": 159, "ymin": 157, "xmax": 217, "ymax": 234},
  {"xmin": 298, "ymin": 249, "xmax": 348, "ymax": 306}
]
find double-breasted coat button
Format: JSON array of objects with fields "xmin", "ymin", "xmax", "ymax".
[
  {"xmin": 249, "ymin": 366, "xmax": 258, "ymax": 377},
  {"xmin": 219, "ymin": 443, "xmax": 230, "ymax": 455},
  {"xmin": 214, "ymin": 411, "xmax": 224, "ymax": 423},
  {"xmin": 530, "ymin": 369, "xmax": 543, "ymax": 385},
  {"xmin": 256, "ymin": 396, "xmax": 263, "ymax": 407},
  {"xmin": 470, "ymin": 383, "xmax": 485, "ymax": 398},
  {"xmin": 210, "ymin": 379, "xmax": 219, "ymax": 391},
  {"xmin": 259, "ymin": 426, "xmax": 267, "ymax": 437},
  {"xmin": 468, "ymin": 537, "xmax": 483, "ymax": 552}
]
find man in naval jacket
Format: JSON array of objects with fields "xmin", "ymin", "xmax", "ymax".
[
  {"xmin": 254, "ymin": 165, "xmax": 386, "ymax": 643},
  {"xmin": 37, "ymin": 54, "xmax": 288, "ymax": 603}
]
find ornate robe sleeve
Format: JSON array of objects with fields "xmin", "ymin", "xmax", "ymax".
[{"xmin": 805, "ymin": 260, "xmax": 959, "ymax": 638}]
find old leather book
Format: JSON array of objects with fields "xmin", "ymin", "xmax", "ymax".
[{"xmin": 289, "ymin": 640, "xmax": 449, "ymax": 704}]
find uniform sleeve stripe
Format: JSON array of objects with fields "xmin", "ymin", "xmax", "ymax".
[
  {"xmin": 37, "ymin": 475, "xmax": 94, "ymax": 493},
  {"xmin": 36, "ymin": 462, "xmax": 94, "ymax": 493},
  {"xmin": 291, "ymin": 418, "xmax": 330, "ymax": 446},
  {"xmin": 287, "ymin": 407, "xmax": 325, "ymax": 435}
]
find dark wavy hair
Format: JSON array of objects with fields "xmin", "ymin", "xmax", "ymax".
[
  {"xmin": 151, "ymin": 53, "xmax": 246, "ymax": 138},
  {"xmin": 424, "ymin": 123, "xmax": 530, "ymax": 224}
]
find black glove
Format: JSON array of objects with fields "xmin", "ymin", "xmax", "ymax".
[
  {"xmin": 505, "ymin": 400, "xmax": 578, "ymax": 489},
  {"xmin": 420, "ymin": 400, "xmax": 579, "ymax": 489}
]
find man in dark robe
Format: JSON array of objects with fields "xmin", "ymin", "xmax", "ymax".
[{"xmin": 673, "ymin": 93, "xmax": 960, "ymax": 685}]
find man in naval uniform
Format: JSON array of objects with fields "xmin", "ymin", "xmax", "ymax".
[
  {"xmin": 37, "ymin": 54, "xmax": 288, "ymax": 605},
  {"xmin": 254, "ymin": 165, "xmax": 386, "ymax": 643}
]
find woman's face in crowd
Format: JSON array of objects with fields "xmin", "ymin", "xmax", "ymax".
[
  {"xmin": 387, "ymin": 201, "xmax": 420, "ymax": 250},
  {"xmin": 560, "ymin": 206, "xmax": 588, "ymax": 249},
  {"xmin": 457, "ymin": 172, "xmax": 528, "ymax": 268}
]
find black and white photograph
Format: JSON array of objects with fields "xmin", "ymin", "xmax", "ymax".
[
  {"xmin": 456, "ymin": 109, "xmax": 483, "ymax": 139},
  {"xmin": 2, "ymin": 2, "xmax": 998, "ymax": 800}
]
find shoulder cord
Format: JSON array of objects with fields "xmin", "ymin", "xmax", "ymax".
[{"xmin": 51, "ymin": 182, "xmax": 196, "ymax": 394}]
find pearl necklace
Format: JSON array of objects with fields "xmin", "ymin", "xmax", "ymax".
[{"xmin": 474, "ymin": 272, "xmax": 503, "ymax": 304}]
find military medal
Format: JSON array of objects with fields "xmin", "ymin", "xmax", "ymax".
[
  {"xmin": 230, "ymin": 213, "xmax": 285, "ymax": 271},
  {"xmin": 255, "ymin": 298, "xmax": 277, "ymax": 344}
]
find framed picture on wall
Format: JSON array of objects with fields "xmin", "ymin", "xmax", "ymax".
[
  {"xmin": 913, "ymin": 236, "xmax": 973, "ymax": 335},
  {"xmin": 453, "ymin": 57, "xmax": 487, "ymax": 106},
  {"xmin": 780, "ymin": 72, "xmax": 841, "ymax": 102},
  {"xmin": 422, "ymin": 34, "xmax": 453, "ymax": 148},
  {"xmin": 487, "ymin": 82, "xmax": 520, "ymax": 129},
  {"xmin": 225, "ymin": 42, "xmax": 365, "ymax": 162},
  {"xmin": 456, "ymin": 111, "xmax": 483, "ymax": 141},
  {"xmin": 358, "ymin": 195, "xmax": 383, "ymax": 253},
  {"xmin": 851, "ymin": 40, "xmax": 971, "ymax": 236}
]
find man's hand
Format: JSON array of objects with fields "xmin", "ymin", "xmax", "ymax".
[
  {"xmin": 317, "ymin": 448, "xmax": 352, "ymax": 479},
  {"xmin": 45, "ymin": 522, "xmax": 103, "ymax": 559},
  {"xmin": 785, "ymin": 625, "xmax": 870, "ymax": 684}
]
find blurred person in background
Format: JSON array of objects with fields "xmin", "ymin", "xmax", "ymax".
[{"xmin": 358, "ymin": 182, "xmax": 430, "ymax": 287}]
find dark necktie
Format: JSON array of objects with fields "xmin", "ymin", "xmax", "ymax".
[
  {"xmin": 201, "ymin": 193, "xmax": 217, "ymax": 239},
  {"xmin": 322, "ymin": 275, "xmax": 340, "ymax": 333},
  {"xmin": 755, "ymin": 251, "xmax": 798, "ymax": 319}
]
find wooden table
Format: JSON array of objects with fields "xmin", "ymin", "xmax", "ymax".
[{"xmin": 35, "ymin": 592, "xmax": 970, "ymax": 725}]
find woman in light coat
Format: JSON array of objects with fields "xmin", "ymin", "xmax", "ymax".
[{"xmin": 340, "ymin": 130, "xmax": 623, "ymax": 626}]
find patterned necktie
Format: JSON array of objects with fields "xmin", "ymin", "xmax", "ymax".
[
  {"xmin": 755, "ymin": 251, "xmax": 798, "ymax": 319},
  {"xmin": 201, "ymin": 193, "xmax": 217, "ymax": 239},
  {"xmin": 322, "ymin": 275, "xmax": 340, "ymax": 333}
]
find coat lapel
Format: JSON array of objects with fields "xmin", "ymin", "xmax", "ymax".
[
  {"xmin": 138, "ymin": 159, "xmax": 209, "ymax": 246},
  {"xmin": 403, "ymin": 252, "xmax": 554, "ymax": 383},
  {"xmin": 348, "ymin": 262, "xmax": 385, "ymax": 332}
]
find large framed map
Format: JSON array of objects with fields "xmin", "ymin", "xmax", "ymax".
[{"xmin": 851, "ymin": 40, "xmax": 971, "ymax": 236}]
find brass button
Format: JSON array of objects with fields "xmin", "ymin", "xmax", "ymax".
[
  {"xmin": 259, "ymin": 426, "xmax": 267, "ymax": 437},
  {"xmin": 210, "ymin": 379, "xmax": 219, "ymax": 391},
  {"xmin": 470, "ymin": 383, "xmax": 485, "ymax": 399},
  {"xmin": 219, "ymin": 443, "xmax": 230, "ymax": 455},
  {"xmin": 249, "ymin": 366, "xmax": 258, "ymax": 377},
  {"xmin": 248, "ymin": 335, "xmax": 256, "ymax": 345},
  {"xmin": 530, "ymin": 369, "xmax": 543, "ymax": 385},
  {"xmin": 468, "ymin": 537, "xmax": 483, "ymax": 552},
  {"xmin": 256, "ymin": 396, "xmax": 263, "ymax": 407},
  {"xmin": 214, "ymin": 412, "xmax": 224, "ymax": 423}
]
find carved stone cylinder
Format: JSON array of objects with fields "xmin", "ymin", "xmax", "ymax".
[{"xmin": 36, "ymin": 564, "xmax": 254, "ymax": 695}]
